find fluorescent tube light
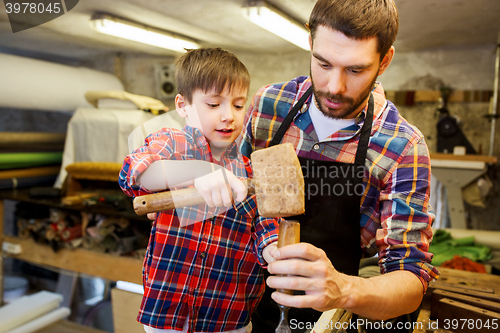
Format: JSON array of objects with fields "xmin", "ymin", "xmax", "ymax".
[
  {"xmin": 90, "ymin": 14, "xmax": 199, "ymax": 53},
  {"xmin": 242, "ymin": 0, "xmax": 309, "ymax": 51}
]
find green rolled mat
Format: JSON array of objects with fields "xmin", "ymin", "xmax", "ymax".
[{"xmin": 0, "ymin": 152, "xmax": 63, "ymax": 169}]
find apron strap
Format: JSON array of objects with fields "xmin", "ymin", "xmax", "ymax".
[
  {"xmin": 269, "ymin": 86, "xmax": 313, "ymax": 147},
  {"xmin": 354, "ymin": 93, "xmax": 374, "ymax": 166}
]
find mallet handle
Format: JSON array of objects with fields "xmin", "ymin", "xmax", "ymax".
[
  {"xmin": 133, "ymin": 179, "xmax": 254, "ymax": 215},
  {"xmin": 277, "ymin": 220, "xmax": 300, "ymax": 295}
]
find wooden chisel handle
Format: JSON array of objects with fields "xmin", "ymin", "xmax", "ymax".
[
  {"xmin": 133, "ymin": 179, "xmax": 255, "ymax": 215},
  {"xmin": 277, "ymin": 220, "xmax": 300, "ymax": 295}
]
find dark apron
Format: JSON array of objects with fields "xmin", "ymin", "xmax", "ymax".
[{"xmin": 252, "ymin": 86, "xmax": 373, "ymax": 333}]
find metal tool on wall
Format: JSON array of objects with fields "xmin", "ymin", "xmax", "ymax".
[
  {"xmin": 275, "ymin": 220, "xmax": 300, "ymax": 333},
  {"xmin": 436, "ymin": 87, "xmax": 477, "ymax": 155}
]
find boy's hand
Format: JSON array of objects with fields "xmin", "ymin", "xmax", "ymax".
[
  {"xmin": 263, "ymin": 242, "xmax": 278, "ymax": 264},
  {"xmin": 194, "ymin": 168, "xmax": 247, "ymax": 207}
]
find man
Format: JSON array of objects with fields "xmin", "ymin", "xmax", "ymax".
[{"xmin": 240, "ymin": 0, "xmax": 439, "ymax": 331}]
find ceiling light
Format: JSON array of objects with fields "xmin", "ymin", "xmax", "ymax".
[
  {"xmin": 90, "ymin": 14, "xmax": 200, "ymax": 53},
  {"xmin": 242, "ymin": 0, "xmax": 309, "ymax": 51}
]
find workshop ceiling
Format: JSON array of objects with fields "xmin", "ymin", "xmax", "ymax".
[{"xmin": 0, "ymin": 0, "xmax": 499, "ymax": 61}]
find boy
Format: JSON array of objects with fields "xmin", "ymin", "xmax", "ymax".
[{"xmin": 119, "ymin": 48, "xmax": 280, "ymax": 333}]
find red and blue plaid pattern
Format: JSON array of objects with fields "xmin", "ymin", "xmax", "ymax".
[
  {"xmin": 240, "ymin": 76, "xmax": 439, "ymax": 291},
  {"xmin": 119, "ymin": 126, "xmax": 279, "ymax": 331}
]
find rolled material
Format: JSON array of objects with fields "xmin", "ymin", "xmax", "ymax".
[
  {"xmin": 0, "ymin": 152, "xmax": 62, "ymax": 170},
  {"xmin": 0, "ymin": 133, "xmax": 66, "ymax": 151},
  {"xmin": 0, "ymin": 291, "xmax": 62, "ymax": 333},
  {"xmin": 0, "ymin": 53, "xmax": 123, "ymax": 112},
  {"xmin": 0, "ymin": 166, "xmax": 61, "ymax": 179},
  {"xmin": 6, "ymin": 307, "xmax": 70, "ymax": 333},
  {"xmin": 65, "ymin": 161, "xmax": 122, "ymax": 182}
]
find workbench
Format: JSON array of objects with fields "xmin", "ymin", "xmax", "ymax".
[
  {"xmin": 416, "ymin": 267, "xmax": 500, "ymax": 333},
  {"xmin": 4, "ymin": 188, "xmax": 500, "ymax": 333}
]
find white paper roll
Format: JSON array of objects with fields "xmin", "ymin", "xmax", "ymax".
[
  {"xmin": 0, "ymin": 53, "xmax": 123, "ymax": 112},
  {"xmin": 6, "ymin": 307, "xmax": 71, "ymax": 333},
  {"xmin": 0, "ymin": 291, "xmax": 62, "ymax": 333}
]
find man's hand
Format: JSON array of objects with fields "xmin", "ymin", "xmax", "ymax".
[
  {"xmin": 194, "ymin": 168, "xmax": 248, "ymax": 207},
  {"xmin": 266, "ymin": 242, "xmax": 425, "ymax": 320},
  {"xmin": 266, "ymin": 242, "xmax": 347, "ymax": 312}
]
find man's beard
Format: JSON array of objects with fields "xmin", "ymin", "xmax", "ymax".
[{"xmin": 311, "ymin": 74, "xmax": 377, "ymax": 120}]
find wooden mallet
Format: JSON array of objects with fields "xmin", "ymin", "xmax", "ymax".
[{"xmin": 132, "ymin": 143, "xmax": 305, "ymax": 217}]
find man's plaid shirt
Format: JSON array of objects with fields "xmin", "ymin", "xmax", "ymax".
[
  {"xmin": 240, "ymin": 76, "xmax": 440, "ymax": 291},
  {"xmin": 119, "ymin": 126, "xmax": 279, "ymax": 332}
]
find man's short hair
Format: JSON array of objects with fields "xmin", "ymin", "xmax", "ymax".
[
  {"xmin": 308, "ymin": 0, "xmax": 399, "ymax": 61},
  {"xmin": 175, "ymin": 48, "xmax": 250, "ymax": 103}
]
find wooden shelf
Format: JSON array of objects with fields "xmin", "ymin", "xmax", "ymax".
[
  {"xmin": 430, "ymin": 153, "xmax": 498, "ymax": 164},
  {"xmin": 34, "ymin": 320, "xmax": 108, "ymax": 333},
  {"xmin": 0, "ymin": 189, "xmax": 145, "ymax": 295},
  {"xmin": 0, "ymin": 188, "xmax": 148, "ymax": 222},
  {"xmin": 385, "ymin": 90, "xmax": 493, "ymax": 104},
  {"xmin": 3, "ymin": 236, "xmax": 143, "ymax": 285}
]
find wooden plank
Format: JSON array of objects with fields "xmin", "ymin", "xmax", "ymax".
[
  {"xmin": 413, "ymin": 90, "xmax": 470, "ymax": 103},
  {"xmin": 449, "ymin": 90, "xmax": 465, "ymax": 102},
  {"xmin": 430, "ymin": 281, "xmax": 495, "ymax": 294},
  {"xmin": 34, "ymin": 320, "xmax": 107, "ymax": 333},
  {"xmin": 386, "ymin": 90, "xmax": 492, "ymax": 103},
  {"xmin": 414, "ymin": 90, "xmax": 441, "ymax": 102},
  {"xmin": 431, "ymin": 290, "xmax": 500, "ymax": 318},
  {"xmin": 3, "ymin": 236, "xmax": 142, "ymax": 285},
  {"xmin": 430, "ymin": 153, "xmax": 498, "ymax": 164},
  {"xmin": 436, "ymin": 267, "xmax": 500, "ymax": 290},
  {"xmin": 436, "ymin": 298, "xmax": 500, "ymax": 333},
  {"xmin": 427, "ymin": 283, "xmax": 500, "ymax": 303},
  {"xmin": 111, "ymin": 288, "xmax": 144, "ymax": 333},
  {"xmin": 311, "ymin": 308, "xmax": 343, "ymax": 333},
  {"xmin": 414, "ymin": 308, "xmax": 432, "ymax": 333}
]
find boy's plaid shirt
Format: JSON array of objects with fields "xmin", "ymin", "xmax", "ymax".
[
  {"xmin": 240, "ymin": 76, "xmax": 440, "ymax": 291},
  {"xmin": 119, "ymin": 125, "xmax": 279, "ymax": 332}
]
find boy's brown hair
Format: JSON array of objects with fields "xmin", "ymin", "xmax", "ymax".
[
  {"xmin": 308, "ymin": 0, "xmax": 399, "ymax": 61},
  {"xmin": 175, "ymin": 48, "xmax": 250, "ymax": 103}
]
